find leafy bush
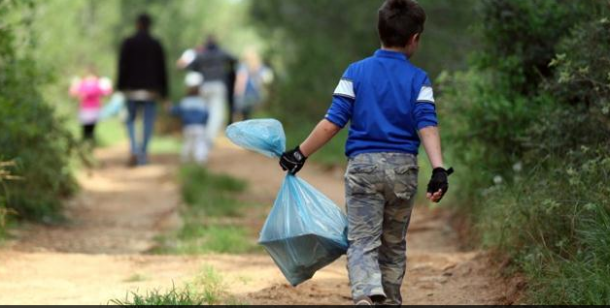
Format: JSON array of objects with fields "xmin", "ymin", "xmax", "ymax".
[
  {"xmin": 0, "ymin": 1, "xmax": 77, "ymax": 222},
  {"xmin": 439, "ymin": 0, "xmax": 610, "ymax": 304},
  {"xmin": 476, "ymin": 0, "xmax": 590, "ymax": 94}
]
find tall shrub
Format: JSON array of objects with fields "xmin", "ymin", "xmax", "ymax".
[
  {"xmin": 439, "ymin": 0, "xmax": 610, "ymax": 304},
  {"xmin": 0, "ymin": 0, "xmax": 77, "ymax": 221}
]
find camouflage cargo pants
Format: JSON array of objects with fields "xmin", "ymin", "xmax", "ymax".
[{"xmin": 345, "ymin": 152, "xmax": 418, "ymax": 305}]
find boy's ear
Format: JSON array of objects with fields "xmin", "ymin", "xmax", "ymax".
[
  {"xmin": 405, "ymin": 33, "xmax": 420, "ymax": 49},
  {"xmin": 412, "ymin": 33, "xmax": 421, "ymax": 44}
]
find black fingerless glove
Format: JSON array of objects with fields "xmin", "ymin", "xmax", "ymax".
[
  {"xmin": 279, "ymin": 146, "xmax": 307, "ymax": 175},
  {"xmin": 426, "ymin": 167, "xmax": 454, "ymax": 202}
]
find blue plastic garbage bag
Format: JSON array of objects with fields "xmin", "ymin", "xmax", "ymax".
[
  {"xmin": 261, "ymin": 174, "xmax": 349, "ymax": 286},
  {"xmin": 226, "ymin": 118, "xmax": 286, "ymax": 158},
  {"xmin": 100, "ymin": 92, "xmax": 125, "ymax": 120},
  {"xmin": 226, "ymin": 119, "xmax": 348, "ymax": 286}
]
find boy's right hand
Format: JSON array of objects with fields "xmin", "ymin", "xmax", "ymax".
[
  {"xmin": 426, "ymin": 167, "xmax": 454, "ymax": 203},
  {"xmin": 279, "ymin": 146, "xmax": 307, "ymax": 175}
]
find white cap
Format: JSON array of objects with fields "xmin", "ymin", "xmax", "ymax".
[{"xmin": 185, "ymin": 72, "xmax": 204, "ymax": 87}]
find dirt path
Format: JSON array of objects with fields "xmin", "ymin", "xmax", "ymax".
[
  {"xmin": 0, "ymin": 140, "xmax": 514, "ymax": 305},
  {"xmin": 207, "ymin": 139, "xmax": 513, "ymax": 305}
]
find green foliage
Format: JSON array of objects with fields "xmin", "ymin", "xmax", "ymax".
[
  {"xmin": 440, "ymin": 0, "xmax": 610, "ymax": 304},
  {"xmin": 250, "ymin": 0, "xmax": 476, "ymax": 123},
  {"xmin": 31, "ymin": 0, "xmax": 261, "ymax": 106},
  {"xmin": 476, "ymin": 149, "xmax": 610, "ymax": 304},
  {"xmin": 547, "ymin": 15, "xmax": 610, "ymax": 128},
  {"xmin": 0, "ymin": 0, "xmax": 77, "ymax": 221},
  {"xmin": 477, "ymin": 0, "xmax": 590, "ymax": 94},
  {"xmin": 25, "ymin": 0, "xmax": 264, "ymax": 142}
]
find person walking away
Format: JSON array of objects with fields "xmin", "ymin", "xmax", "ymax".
[
  {"xmin": 233, "ymin": 48, "xmax": 273, "ymax": 121},
  {"xmin": 278, "ymin": 0, "xmax": 452, "ymax": 305},
  {"xmin": 177, "ymin": 35, "xmax": 236, "ymax": 147},
  {"xmin": 117, "ymin": 13, "xmax": 169, "ymax": 167},
  {"xmin": 69, "ymin": 65, "xmax": 113, "ymax": 142},
  {"xmin": 168, "ymin": 72, "xmax": 209, "ymax": 164}
]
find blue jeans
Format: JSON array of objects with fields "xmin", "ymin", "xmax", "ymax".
[{"xmin": 126, "ymin": 100, "xmax": 157, "ymax": 164}]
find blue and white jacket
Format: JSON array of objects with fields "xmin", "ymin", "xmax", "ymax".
[
  {"xmin": 170, "ymin": 96, "xmax": 209, "ymax": 127},
  {"xmin": 325, "ymin": 49, "xmax": 438, "ymax": 157}
]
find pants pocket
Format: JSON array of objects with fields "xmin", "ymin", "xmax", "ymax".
[
  {"xmin": 393, "ymin": 165, "xmax": 418, "ymax": 200},
  {"xmin": 346, "ymin": 164, "xmax": 378, "ymax": 195}
]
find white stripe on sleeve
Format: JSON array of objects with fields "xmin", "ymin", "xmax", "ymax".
[
  {"xmin": 333, "ymin": 79, "xmax": 355, "ymax": 99},
  {"xmin": 179, "ymin": 49, "xmax": 197, "ymax": 66},
  {"xmin": 417, "ymin": 86, "xmax": 435, "ymax": 103}
]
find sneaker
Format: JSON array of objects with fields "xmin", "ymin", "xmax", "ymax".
[{"xmin": 355, "ymin": 297, "xmax": 373, "ymax": 306}]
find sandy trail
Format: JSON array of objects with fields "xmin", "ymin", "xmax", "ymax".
[{"xmin": 0, "ymin": 140, "xmax": 513, "ymax": 305}]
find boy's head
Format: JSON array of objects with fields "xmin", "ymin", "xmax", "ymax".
[{"xmin": 378, "ymin": 0, "xmax": 426, "ymax": 56}]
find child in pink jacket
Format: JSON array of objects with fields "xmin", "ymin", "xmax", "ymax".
[{"xmin": 70, "ymin": 71, "xmax": 113, "ymax": 141}]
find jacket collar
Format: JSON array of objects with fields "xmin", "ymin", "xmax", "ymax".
[{"xmin": 374, "ymin": 49, "xmax": 409, "ymax": 61}]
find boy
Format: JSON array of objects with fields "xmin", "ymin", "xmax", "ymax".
[
  {"xmin": 169, "ymin": 72, "xmax": 210, "ymax": 164},
  {"xmin": 279, "ymin": 0, "xmax": 451, "ymax": 305}
]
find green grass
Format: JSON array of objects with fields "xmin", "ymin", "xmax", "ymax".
[
  {"xmin": 111, "ymin": 285, "xmax": 205, "ymax": 305},
  {"xmin": 111, "ymin": 266, "xmax": 239, "ymax": 305},
  {"xmin": 154, "ymin": 165, "xmax": 261, "ymax": 255},
  {"xmin": 63, "ymin": 116, "xmax": 125, "ymax": 149},
  {"xmin": 178, "ymin": 225, "xmax": 253, "ymax": 254},
  {"xmin": 190, "ymin": 266, "xmax": 229, "ymax": 305},
  {"xmin": 459, "ymin": 151, "xmax": 610, "ymax": 304},
  {"xmin": 95, "ymin": 117, "xmax": 182, "ymax": 154},
  {"xmin": 179, "ymin": 165, "xmax": 248, "ymax": 217},
  {"xmin": 149, "ymin": 134, "xmax": 182, "ymax": 155},
  {"xmin": 521, "ymin": 204, "xmax": 610, "ymax": 304},
  {"xmin": 156, "ymin": 224, "xmax": 260, "ymax": 255},
  {"xmin": 96, "ymin": 118, "xmax": 127, "ymax": 148}
]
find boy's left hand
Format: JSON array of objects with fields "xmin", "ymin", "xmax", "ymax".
[{"xmin": 426, "ymin": 167, "xmax": 454, "ymax": 203}]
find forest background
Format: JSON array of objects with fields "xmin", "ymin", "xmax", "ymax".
[{"xmin": 1, "ymin": 0, "xmax": 609, "ymax": 304}]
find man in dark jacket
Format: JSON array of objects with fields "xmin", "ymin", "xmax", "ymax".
[{"xmin": 117, "ymin": 14, "xmax": 168, "ymax": 166}]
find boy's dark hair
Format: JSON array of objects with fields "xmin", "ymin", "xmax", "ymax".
[
  {"xmin": 137, "ymin": 13, "xmax": 152, "ymax": 30},
  {"xmin": 378, "ymin": 0, "xmax": 426, "ymax": 48}
]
